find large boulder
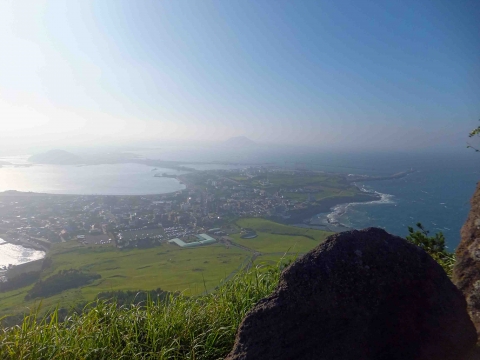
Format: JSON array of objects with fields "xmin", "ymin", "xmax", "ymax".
[
  {"xmin": 453, "ymin": 181, "xmax": 480, "ymax": 340},
  {"xmin": 227, "ymin": 228, "xmax": 476, "ymax": 360}
]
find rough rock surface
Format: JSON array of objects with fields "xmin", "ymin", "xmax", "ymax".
[
  {"xmin": 454, "ymin": 181, "xmax": 480, "ymax": 341},
  {"xmin": 227, "ymin": 228, "xmax": 476, "ymax": 360}
]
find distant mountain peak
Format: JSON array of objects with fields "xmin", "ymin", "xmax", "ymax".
[
  {"xmin": 224, "ymin": 136, "xmax": 257, "ymax": 147},
  {"xmin": 29, "ymin": 149, "xmax": 83, "ymax": 165}
]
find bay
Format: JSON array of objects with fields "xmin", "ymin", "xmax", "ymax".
[
  {"xmin": 1, "ymin": 149, "xmax": 478, "ymax": 250},
  {"xmin": 0, "ymin": 161, "xmax": 185, "ymax": 196}
]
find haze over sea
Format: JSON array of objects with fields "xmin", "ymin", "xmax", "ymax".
[
  {"xmin": 134, "ymin": 146, "xmax": 479, "ymax": 249},
  {"xmin": 1, "ymin": 147, "xmax": 478, "ymax": 251}
]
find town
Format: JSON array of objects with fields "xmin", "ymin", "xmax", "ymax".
[{"xmin": 0, "ymin": 167, "xmax": 376, "ymax": 257}]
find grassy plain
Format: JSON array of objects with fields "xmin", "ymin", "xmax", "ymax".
[
  {"xmin": 237, "ymin": 171, "xmax": 361, "ymax": 204},
  {"xmin": 284, "ymin": 187, "xmax": 357, "ymax": 202},
  {"xmin": 0, "ymin": 242, "xmax": 249, "ymax": 317},
  {"xmin": 0, "ymin": 218, "xmax": 332, "ymax": 319},
  {"xmin": 234, "ymin": 218, "xmax": 332, "ymax": 254},
  {"xmin": 233, "ymin": 232, "xmax": 320, "ymax": 254},
  {"xmin": 236, "ymin": 218, "xmax": 331, "ymax": 241}
]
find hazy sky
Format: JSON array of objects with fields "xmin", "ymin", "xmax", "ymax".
[{"xmin": 1, "ymin": 0, "xmax": 479, "ymax": 152}]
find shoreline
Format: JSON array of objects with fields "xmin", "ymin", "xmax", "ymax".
[
  {"xmin": 275, "ymin": 181, "xmax": 396, "ymax": 231},
  {"xmin": 0, "ymin": 237, "xmax": 49, "ymax": 253},
  {"xmin": 0, "ymin": 238, "xmax": 47, "ymax": 272},
  {"xmin": 322, "ymin": 188, "xmax": 394, "ymax": 230},
  {"xmin": 273, "ymin": 192, "xmax": 381, "ymax": 226}
]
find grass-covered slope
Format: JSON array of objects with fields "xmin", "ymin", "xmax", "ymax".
[{"xmin": 0, "ymin": 265, "xmax": 281, "ymax": 360}]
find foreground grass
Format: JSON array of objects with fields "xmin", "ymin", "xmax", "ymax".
[{"xmin": 0, "ymin": 264, "xmax": 281, "ymax": 360}]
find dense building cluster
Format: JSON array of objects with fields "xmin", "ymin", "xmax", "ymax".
[{"xmin": 0, "ymin": 168, "xmax": 315, "ymax": 252}]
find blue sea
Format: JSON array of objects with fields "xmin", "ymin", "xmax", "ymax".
[
  {"xmin": 1, "ymin": 148, "xmax": 479, "ymax": 250},
  {"xmin": 308, "ymin": 155, "xmax": 478, "ymax": 251},
  {"xmin": 310, "ymin": 152, "xmax": 479, "ymax": 250},
  {"xmin": 169, "ymin": 147, "xmax": 479, "ymax": 250}
]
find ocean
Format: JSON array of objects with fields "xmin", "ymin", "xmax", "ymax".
[
  {"xmin": 0, "ymin": 239, "xmax": 45, "ymax": 268},
  {"xmin": 313, "ymin": 152, "xmax": 479, "ymax": 250},
  {"xmin": 311, "ymin": 164, "xmax": 477, "ymax": 250},
  {"xmin": 1, "ymin": 149, "xmax": 478, "ymax": 251},
  {"xmin": 0, "ymin": 159, "xmax": 185, "ymax": 195},
  {"xmin": 178, "ymin": 148, "xmax": 479, "ymax": 250}
]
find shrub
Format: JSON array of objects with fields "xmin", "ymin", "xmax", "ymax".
[
  {"xmin": 25, "ymin": 270, "xmax": 101, "ymax": 300},
  {"xmin": 406, "ymin": 223, "xmax": 455, "ymax": 277},
  {"xmin": 0, "ymin": 272, "xmax": 40, "ymax": 293}
]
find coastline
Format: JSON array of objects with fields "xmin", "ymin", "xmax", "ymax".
[
  {"xmin": 0, "ymin": 238, "xmax": 46, "ymax": 272},
  {"xmin": 0, "ymin": 237, "xmax": 50, "ymax": 253},
  {"xmin": 277, "ymin": 182, "xmax": 395, "ymax": 232},
  {"xmin": 274, "ymin": 192, "xmax": 381, "ymax": 226},
  {"xmin": 322, "ymin": 186, "xmax": 394, "ymax": 230}
]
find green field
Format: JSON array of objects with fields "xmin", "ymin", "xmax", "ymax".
[
  {"xmin": 0, "ymin": 218, "xmax": 333, "ymax": 319},
  {"xmin": 284, "ymin": 187, "xmax": 357, "ymax": 202},
  {"xmin": 233, "ymin": 218, "xmax": 332, "ymax": 254},
  {"xmin": 0, "ymin": 242, "xmax": 250, "ymax": 317},
  {"xmin": 236, "ymin": 218, "xmax": 331, "ymax": 241},
  {"xmin": 233, "ymin": 232, "xmax": 321, "ymax": 254},
  {"xmin": 247, "ymin": 172, "xmax": 361, "ymax": 203}
]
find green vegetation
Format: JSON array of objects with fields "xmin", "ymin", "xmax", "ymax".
[
  {"xmin": 0, "ymin": 264, "xmax": 282, "ymax": 360},
  {"xmin": 0, "ymin": 272, "xmax": 40, "ymax": 293},
  {"xmin": 25, "ymin": 269, "xmax": 101, "ymax": 301},
  {"xmin": 96, "ymin": 288, "xmax": 173, "ymax": 307},
  {"xmin": 251, "ymin": 172, "xmax": 360, "ymax": 202},
  {"xmin": 236, "ymin": 218, "xmax": 331, "ymax": 241},
  {"xmin": 233, "ymin": 218, "xmax": 332, "ymax": 255},
  {"xmin": 233, "ymin": 232, "xmax": 319, "ymax": 254},
  {"xmin": 468, "ymin": 119, "xmax": 480, "ymax": 152},
  {"xmin": 223, "ymin": 171, "xmax": 362, "ymax": 204},
  {"xmin": 0, "ymin": 219, "xmax": 330, "ymax": 324},
  {"xmin": 255, "ymin": 173, "xmax": 342, "ymax": 188},
  {"xmin": 0, "ymin": 218, "xmax": 461, "ymax": 358},
  {"xmin": 406, "ymin": 223, "xmax": 456, "ymax": 277},
  {"xmin": 0, "ymin": 242, "xmax": 250, "ymax": 319}
]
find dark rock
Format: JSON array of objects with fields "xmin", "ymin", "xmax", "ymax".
[
  {"xmin": 227, "ymin": 228, "xmax": 476, "ymax": 360},
  {"xmin": 465, "ymin": 346, "xmax": 480, "ymax": 360},
  {"xmin": 453, "ymin": 182, "xmax": 480, "ymax": 341}
]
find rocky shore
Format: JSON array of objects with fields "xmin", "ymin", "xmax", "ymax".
[{"xmin": 274, "ymin": 192, "xmax": 380, "ymax": 225}]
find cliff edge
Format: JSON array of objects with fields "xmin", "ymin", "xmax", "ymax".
[{"xmin": 454, "ymin": 181, "xmax": 480, "ymax": 341}]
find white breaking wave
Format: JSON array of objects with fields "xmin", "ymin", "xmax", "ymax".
[
  {"xmin": 0, "ymin": 238, "xmax": 45, "ymax": 268},
  {"xmin": 326, "ymin": 184, "xmax": 394, "ymax": 226}
]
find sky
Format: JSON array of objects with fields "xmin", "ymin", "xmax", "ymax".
[{"xmin": 0, "ymin": 0, "xmax": 479, "ymax": 153}]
